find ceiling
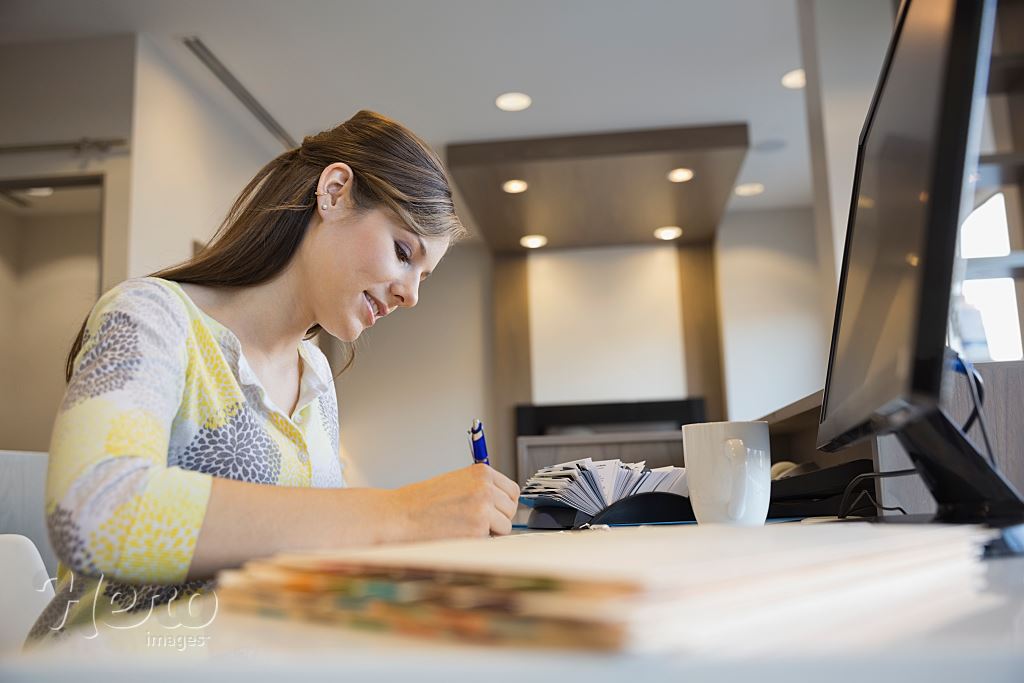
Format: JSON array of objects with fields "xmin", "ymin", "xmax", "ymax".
[
  {"xmin": 450, "ymin": 123, "xmax": 748, "ymax": 251},
  {"xmin": 0, "ymin": 0, "xmax": 813, "ymax": 216},
  {"xmin": 0, "ymin": 186, "xmax": 103, "ymax": 217}
]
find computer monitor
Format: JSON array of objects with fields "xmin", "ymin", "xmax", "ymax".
[{"xmin": 816, "ymin": 0, "xmax": 1024, "ymax": 523}]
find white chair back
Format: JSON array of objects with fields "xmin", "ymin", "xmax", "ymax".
[
  {"xmin": 0, "ymin": 534, "xmax": 55, "ymax": 654},
  {"xmin": 0, "ymin": 450, "xmax": 56, "ymax": 577}
]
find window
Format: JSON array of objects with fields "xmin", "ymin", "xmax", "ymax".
[{"xmin": 958, "ymin": 193, "xmax": 1023, "ymax": 362}]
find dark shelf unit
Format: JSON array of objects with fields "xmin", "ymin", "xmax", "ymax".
[
  {"xmin": 987, "ymin": 53, "xmax": 1024, "ymax": 95},
  {"xmin": 977, "ymin": 152, "xmax": 1024, "ymax": 188}
]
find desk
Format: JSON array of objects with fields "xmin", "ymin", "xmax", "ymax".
[{"xmin": 3, "ymin": 538, "xmax": 1023, "ymax": 682}]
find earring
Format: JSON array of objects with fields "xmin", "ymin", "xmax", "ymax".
[{"xmin": 315, "ymin": 184, "xmax": 343, "ymax": 212}]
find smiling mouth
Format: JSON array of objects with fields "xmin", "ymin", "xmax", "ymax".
[{"xmin": 363, "ymin": 292, "xmax": 384, "ymax": 323}]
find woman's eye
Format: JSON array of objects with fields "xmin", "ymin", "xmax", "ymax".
[{"xmin": 395, "ymin": 242, "xmax": 411, "ymax": 264}]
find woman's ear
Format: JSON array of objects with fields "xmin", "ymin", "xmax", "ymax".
[
  {"xmin": 315, "ymin": 163, "xmax": 356, "ymax": 220},
  {"xmin": 317, "ymin": 162, "xmax": 354, "ymax": 212}
]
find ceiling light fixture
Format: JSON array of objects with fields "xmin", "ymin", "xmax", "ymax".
[
  {"xmin": 666, "ymin": 168, "xmax": 694, "ymax": 183},
  {"xmin": 520, "ymin": 234, "xmax": 548, "ymax": 249},
  {"xmin": 654, "ymin": 226, "xmax": 683, "ymax": 241},
  {"xmin": 25, "ymin": 187, "xmax": 54, "ymax": 198},
  {"xmin": 495, "ymin": 92, "xmax": 532, "ymax": 112},
  {"xmin": 734, "ymin": 182, "xmax": 765, "ymax": 197},
  {"xmin": 781, "ymin": 68, "xmax": 806, "ymax": 89},
  {"xmin": 502, "ymin": 179, "xmax": 528, "ymax": 194}
]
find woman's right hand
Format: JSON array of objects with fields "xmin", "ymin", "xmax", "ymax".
[{"xmin": 392, "ymin": 464, "xmax": 521, "ymax": 540}]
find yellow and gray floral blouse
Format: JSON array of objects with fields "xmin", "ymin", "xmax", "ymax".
[{"xmin": 27, "ymin": 277, "xmax": 344, "ymax": 643}]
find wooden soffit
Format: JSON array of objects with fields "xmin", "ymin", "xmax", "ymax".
[{"xmin": 447, "ymin": 123, "xmax": 748, "ymax": 253}]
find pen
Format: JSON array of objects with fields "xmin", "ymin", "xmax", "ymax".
[{"xmin": 468, "ymin": 418, "xmax": 490, "ymax": 465}]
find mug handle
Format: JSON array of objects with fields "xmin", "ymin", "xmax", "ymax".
[{"xmin": 725, "ymin": 438, "xmax": 747, "ymax": 520}]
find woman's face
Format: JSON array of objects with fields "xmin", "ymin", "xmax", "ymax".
[{"xmin": 304, "ymin": 205, "xmax": 449, "ymax": 343}]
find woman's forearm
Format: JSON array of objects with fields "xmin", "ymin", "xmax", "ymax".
[
  {"xmin": 186, "ymin": 463, "xmax": 521, "ymax": 581},
  {"xmin": 186, "ymin": 477, "xmax": 405, "ymax": 580}
]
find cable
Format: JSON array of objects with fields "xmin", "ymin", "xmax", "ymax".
[
  {"xmin": 960, "ymin": 369, "xmax": 981, "ymax": 431},
  {"xmin": 844, "ymin": 489, "xmax": 908, "ymax": 517},
  {"xmin": 841, "ymin": 489, "xmax": 882, "ymax": 518},
  {"xmin": 961, "ymin": 407, "xmax": 978, "ymax": 434},
  {"xmin": 951, "ymin": 355, "xmax": 984, "ymax": 433},
  {"xmin": 837, "ymin": 469, "xmax": 918, "ymax": 519},
  {"xmin": 960, "ymin": 356, "xmax": 997, "ymax": 470}
]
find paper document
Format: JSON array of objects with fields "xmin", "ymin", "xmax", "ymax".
[{"xmin": 217, "ymin": 523, "xmax": 995, "ymax": 652}]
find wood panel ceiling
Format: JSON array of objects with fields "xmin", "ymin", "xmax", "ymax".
[{"xmin": 447, "ymin": 123, "xmax": 748, "ymax": 253}]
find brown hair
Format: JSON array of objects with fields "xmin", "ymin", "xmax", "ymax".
[{"xmin": 65, "ymin": 110, "xmax": 465, "ymax": 382}]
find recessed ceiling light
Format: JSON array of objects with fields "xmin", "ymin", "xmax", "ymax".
[
  {"xmin": 666, "ymin": 168, "xmax": 694, "ymax": 183},
  {"xmin": 520, "ymin": 234, "xmax": 548, "ymax": 249},
  {"xmin": 781, "ymin": 68, "xmax": 806, "ymax": 89},
  {"xmin": 502, "ymin": 179, "xmax": 528, "ymax": 194},
  {"xmin": 495, "ymin": 92, "xmax": 532, "ymax": 112},
  {"xmin": 654, "ymin": 226, "xmax": 683, "ymax": 241},
  {"xmin": 734, "ymin": 182, "xmax": 765, "ymax": 197},
  {"xmin": 25, "ymin": 187, "xmax": 54, "ymax": 197}
]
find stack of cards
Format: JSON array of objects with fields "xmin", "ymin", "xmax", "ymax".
[{"xmin": 520, "ymin": 458, "xmax": 688, "ymax": 515}]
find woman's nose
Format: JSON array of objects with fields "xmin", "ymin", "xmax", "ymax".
[{"xmin": 390, "ymin": 277, "xmax": 419, "ymax": 309}]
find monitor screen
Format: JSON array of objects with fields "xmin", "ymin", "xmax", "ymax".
[{"xmin": 818, "ymin": 0, "xmax": 988, "ymax": 449}]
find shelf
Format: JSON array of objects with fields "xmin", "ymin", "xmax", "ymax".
[
  {"xmin": 977, "ymin": 153, "xmax": 1024, "ymax": 188},
  {"xmin": 964, "ymin": 251, "xmax": 1024, "ymax": 280},
  {"xmin": 758, "ymin": 389, "xmax": 823, "ymax": 435},
  {"xmin": 987, "ymin": 53, "xmax": 1024, "ymax": 95}
]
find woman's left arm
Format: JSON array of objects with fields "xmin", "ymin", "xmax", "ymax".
[{"xmin": 45, "ymin": 280, "xmax": 213, "ymax": 585}]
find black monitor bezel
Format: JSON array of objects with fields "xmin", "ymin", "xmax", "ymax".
[{"xmin": 817, "ymin": 0, "xmax": 991, "ymax": 451}]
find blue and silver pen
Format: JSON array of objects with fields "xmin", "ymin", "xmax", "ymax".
[{"xmin": 468, "ymin": 418, "xmax": 490, "ymax": 465}]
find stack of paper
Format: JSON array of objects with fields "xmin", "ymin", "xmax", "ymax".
[
  {"xmin": 217, "ymin": 523, "xmax": 993, "ymax": 653},
  {"xmin": 520, "ymin": 458, "xmax": 688, "ymax": 515}
]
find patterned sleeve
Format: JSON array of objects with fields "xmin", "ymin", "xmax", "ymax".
[
  {"xmin": 46, "ymin": 279, "xmax": 213, "ymax": 584},
  {"xmin": 305, "ymin": 341, "xmax": 345, "ymax": 488}
]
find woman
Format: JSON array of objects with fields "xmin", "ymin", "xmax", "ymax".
[{"xmin": 27, "ymin": 110, "xmax": 520, "ymax": 642}]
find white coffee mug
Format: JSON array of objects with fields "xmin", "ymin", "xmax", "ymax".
[{"xmin": 682, "ymin": 421, "xmax": 771, "ymax": 526}]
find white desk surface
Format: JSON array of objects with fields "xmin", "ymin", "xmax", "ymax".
[{"xmin": 3, "ymin": 541, "xmax": 1023, "ymax": 683}]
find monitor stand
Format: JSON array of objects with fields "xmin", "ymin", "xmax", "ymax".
[{"xmin": 888, "ymin": 406, "xmax": 1024, "ymax": 556}]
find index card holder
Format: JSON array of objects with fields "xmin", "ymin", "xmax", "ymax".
[{"xmin": 526, "ymin": 491, "xmax": 695, "ymax": 530}]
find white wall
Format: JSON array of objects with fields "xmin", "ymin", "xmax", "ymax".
[
  {"xmin": 716, "ymin": 207, "xmax": 829, "ymax": 420},
  {"xmin": 807, "ymin": 0, "xmax": 894, "ymax": 279},
  {"xmin": 333, "ymin": 242, "xmax": 494, "ymax": 489},
  {"xmin": 0, "ymin": 36, "xmax": 135, "ymax": 148},
  {"xmin": 527, "ymin": 245, "xmax": 686, "ymax": 405},
  {"xmin": 0, "ymin": 212, "xmax": 100, "ymax": 451},
  {"xmin": 0, "ymin": 36, "xmax": 135, "ymax": 290},
  {"xmin": 0, "ymin": 33, "xmax": 280, "ymax": 286},
  {"xmin": 128, "ymin": 35, "xmax": 280, "ymax": 276}
]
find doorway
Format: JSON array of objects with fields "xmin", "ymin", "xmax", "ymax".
[{"xmin": 0, "ymin": 177, "xmax": 103, "ymax": 452}]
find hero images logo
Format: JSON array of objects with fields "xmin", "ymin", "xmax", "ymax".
[{"xmin": 38, "ymin": 572, "xmax": 219, "ymax": 641}]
